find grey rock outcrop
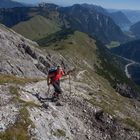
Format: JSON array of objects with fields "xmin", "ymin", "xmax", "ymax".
[
  {"xmin": 0, "ymin": 24, "xmax": 71, "ymax": 78},
  {"xmin": 115, "ymin": 83, "xmax": 138, "ymax": 98},
  {"xmin": 0, "ymin": 85, "xmax": 19, "ymax": 132},
  {"xmin": 0, "ymin": 24, "xmax": 53, "ymax": 77}
]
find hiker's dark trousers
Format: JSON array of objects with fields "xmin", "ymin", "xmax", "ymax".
[{"xmin": 52, "ymin": 80, "xmax": 62, "ymax": 94}]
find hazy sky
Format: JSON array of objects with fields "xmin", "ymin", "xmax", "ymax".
[{"xmin": 15, "ymin": 0, "xmax": 140, "ymax": 10}]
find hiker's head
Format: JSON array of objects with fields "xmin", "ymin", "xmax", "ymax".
[{"xmin": 57, "ymin": 65, "xmax": 62, "ymax": 72}]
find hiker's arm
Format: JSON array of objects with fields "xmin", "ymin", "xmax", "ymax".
[
  {"xmin": 62, "ymin": 71, "xmax": 70, "ymax": 76},
  {"xmin": 63, "ymin": 68, "xmax": 76, "ymax": 76}
]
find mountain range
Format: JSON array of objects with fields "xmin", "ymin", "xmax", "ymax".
[
  {"xmin": 122, "ymin": 10, "xmax": 140, "ymax": 24},
  {"xmin": 108, "ymin": 9, "xmax": 140, "ymax": 24},
  {"xmin": 59, "ymin": 4, "xmax": 128, "ymax": 43},
  {"xmin": 0, "ymin": 0, "xmax": 24, "ymax": 8},
  {"xmin": 85, "ymin": 6, "xmax": 132, "ymax": 30},
  {"xmin": 130, "ymin": 21, "xmax": 140, "ymax": 39},
  {"xmin": 0, "ymin": 3, "xmax": 128, "ymax": 44},
  {"xmin": 109, "ymin": 11, "xmax": 131, "ymax": 30}
]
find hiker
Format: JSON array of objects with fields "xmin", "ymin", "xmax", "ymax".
[{"xmin": 47, "ymin": 65, "xmax": 70, "ymax": 101}]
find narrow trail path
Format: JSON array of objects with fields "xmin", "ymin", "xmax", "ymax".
[{"xmin": 117, "ymin": 55, "xmax": 140, "ymax": 78}]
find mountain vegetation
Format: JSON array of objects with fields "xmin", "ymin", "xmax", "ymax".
[
  {"xmin": 111, "ymin": 39, "xmax": 140, "ymax": 86},
  {"xmin": 12, "ymin": 15, "xmax": 61, "ymax": 40},
  {"xmin": 111, "ymin": 39, "xmax": 140, "ymax": 63}
]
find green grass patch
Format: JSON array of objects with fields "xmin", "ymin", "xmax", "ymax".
[
  {"xmin": 23, "ymin": 101, "xmax": 41, "ymax": 108},
  {"xmin": 0, "ymin": 82, "xmax": 36, "ymax": 139},
  {"xmin": 12, "ymin": 15, "xmax": 61, "ymax": 40},
  {"xmin": 0, "ymin": 74, "xmax": 42, "ymax": 85},
  {"xmin": 0, "ymin": 107, "xmax": 34, "ymax": 140},
  {"xmin": 0, "ymin": 83, "xmax": 40, "ymax": 139},
  {"xmin": 37, "ymin": 28, "xmax": 75, "ymax": 46},
  {"xmin": 123, "ymin": 117, "xmax": 140, "ymax": 132},
  {"xmin": 106, "ymin": 41, "xmax": 120, "ymax": 49},
  {"xmin": 9, "ymin": 86, "xmax": 20, "ymax": 97},
  {"xmin": 39, "ymin": 31, "xmax": 98, "ymax": 70},
  {"xmin": 52, "ymin": 129, "xmax": 66, "ymax": 137},
  {"xmin": 87, "ymin": 98, "xmax": 115, "ymax": 116}
]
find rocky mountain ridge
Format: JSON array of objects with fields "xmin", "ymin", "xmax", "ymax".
[
  {"xmin": 0, "ymin": 24, "xmax": 46, "ymax": 77},
  {"xmin": 0, "ymin": 24, "xmax": 140, "ymax": 139},
  {"xmin": 81, "ymin": 4, "xmax": 132, "ymax": 30},
  {"xmin": 109, "ymin": 11, "xmax": 131, "ymax": 30},
  {"xmin": 122, "ymin": 10, "xmax": 140, "ymax": 24},
  {"xmin": 130, "ymin": 21, "xmax": 140, "ymax": 39},
  {"xmin": 59, "ymin": 4, "xmax": 127, "ymax": 44}
]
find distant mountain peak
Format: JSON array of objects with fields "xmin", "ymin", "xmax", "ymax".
[
  {"xmin": 60, "ymin": 4, "xmax": 127, "ymax": 43},
  {"xmin": 130, "ymin": 21, "xmax": 140, "ymax": 38},
  {"xmin": 109, "ymin": 10, "xmax": 131, "ymax": 30},
  {"xmin": 69, "ymin": 3, "xmax": 108, "ymax": 15},
  {"xmin": 38, "ymin": 3, "xmax": 59, "ymax": 8}
]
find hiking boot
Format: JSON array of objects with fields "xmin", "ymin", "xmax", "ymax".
[
  {"xmin": 51, "ymin": 92, "xmax": 59, "ymax": 101},
  {"xmin": 53, "ymin": 92, "xmax": 59, "ymax": 99},
  {"xmin": 55, "ymin": 101, "xmax": 63, "ymax": 106},
  {"xmin": 51, "ymin": 95, "xmax": 58, "ymax": 102},
  {"xmin": 42, "ymin": 103, "xmax": 49, "ymax": 109}
]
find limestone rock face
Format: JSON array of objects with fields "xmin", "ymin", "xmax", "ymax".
[
  {"xmin": 0, "ymin": 85, "xmax": 19, "ymax": 132},
  {"xmin": 0, "ymin": 24, "xmax": 50, "ymax": 77}
]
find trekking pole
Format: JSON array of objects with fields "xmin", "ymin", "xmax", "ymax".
[
  {"xmin": 48, "ymin": 85, "xmax": 50, "ymax": 93},
  {"xmin": 46, "ymin": 85, "xmax": 50, "ymax": 96},
  {"xmin": 68, "ymin": 68, "xmax": 76, "ymax": 94},
  {"xmin": 69, "ymin": 74, "xmax": 71, "ymax": 94}
]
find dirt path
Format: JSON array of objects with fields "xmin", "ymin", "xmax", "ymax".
[
  {"xmin": 76, "ymin": 70, "xmax": 87, "ymax": 79},
  {"xmin": 125, "ymin": 61, "xmax": 136, "ymax": 78}
]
